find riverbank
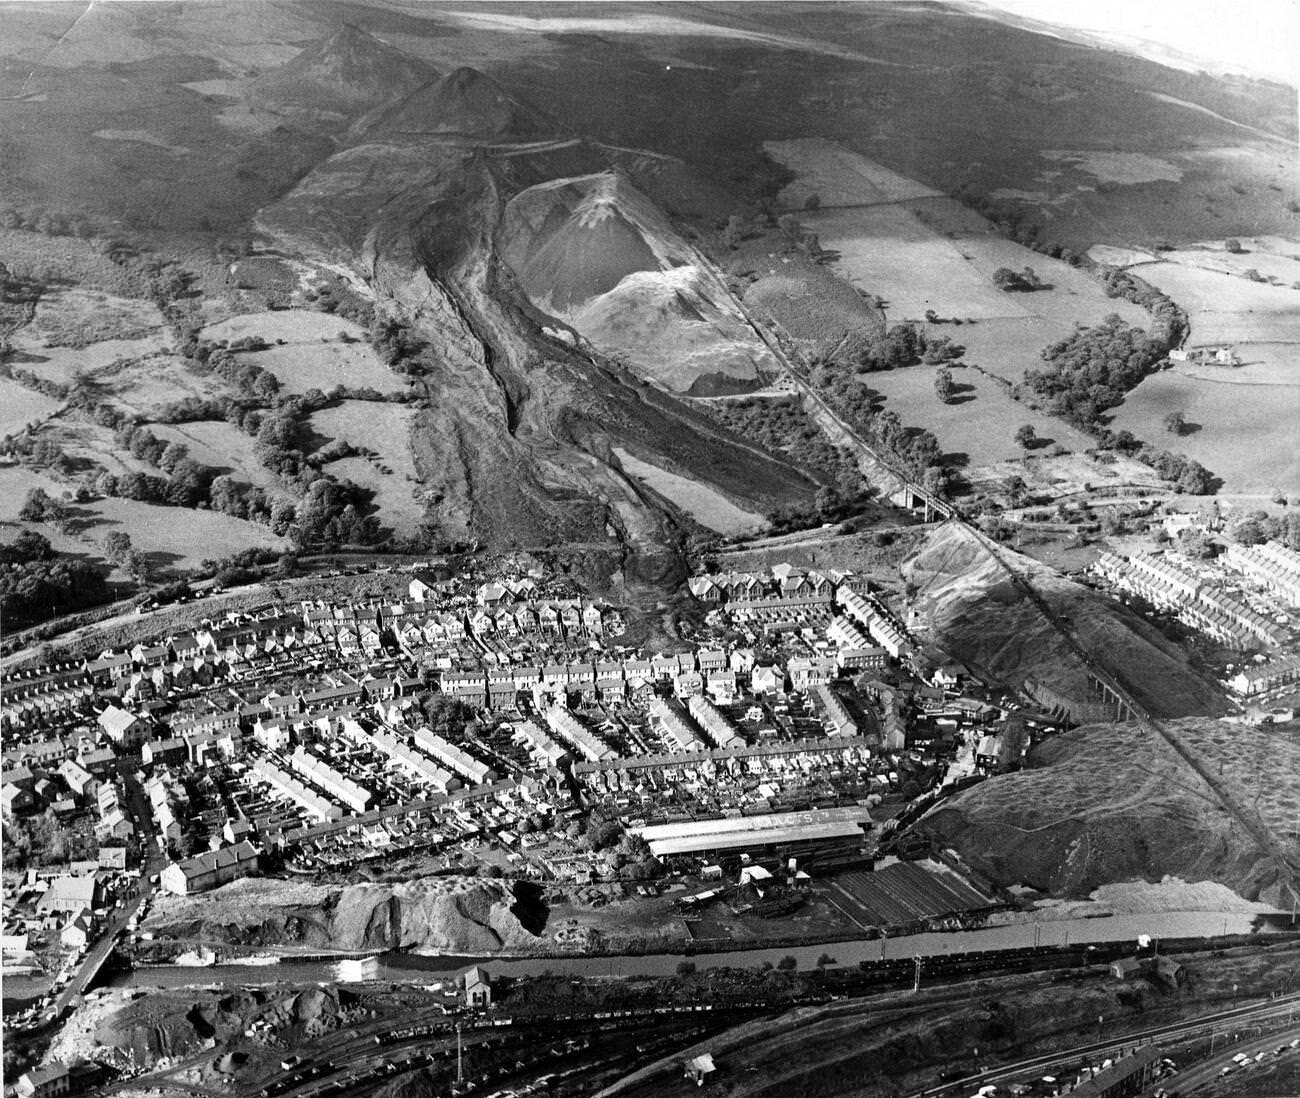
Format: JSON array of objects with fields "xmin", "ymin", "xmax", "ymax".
[{"xmin": 111, "ymin": 915, "xmax": 1300, "ymax": 993}]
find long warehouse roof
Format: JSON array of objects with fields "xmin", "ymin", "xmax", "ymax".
[{"xmin": 646, "ymin": 821, "xmax": 866, "ymax": 858}]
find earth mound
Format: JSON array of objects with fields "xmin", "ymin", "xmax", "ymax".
[
  {"xmin": 499, "ymin": 171, "xmax": 775, "ymax": 394},
  {"xmin": 141, "ymin": 875, "xmax": 541, "ymax": 954},
  {"xmin": 362, "ymin": 66, "xmax": 554, "ymax": 141},
  {"xmin": 918, "ymin": 719, "xmax": 1300, "ymax": 905},
  {"xmin": 250, "ymin": 24, "xmax": 435, "ymax": 115},
  {"xmin": 902, "ymin": 522, "xmax": 1225, "ymax": 720}
]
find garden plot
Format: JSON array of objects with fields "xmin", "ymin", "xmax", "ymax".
[
  {"xmin": 203, "ymin": 309, "xmax": 401, "ymax": 395},
  {"xmin": 310, "ymin": 402, "xmax": 420, "ymax": 534},
  {"xmin": 149, "ymin": 421, "xmax": 281, "ymax": 490},
  {"xmin": 1109, "ymin": 372, "xmax": 1300, "ymax": 495},
  {"xmin": 0, "ymin": 379, "xmax": 61, "ymax": 436},
  {"xmin": 765, "ymin": 139, "xmax": 942, "ymax": 209},
  {"xmin": 613, "ymin": 448, "xmax": 766, "ymax": 536},
  {"xmin": 860, "ymin": 368, "xmax": 1093, "ymax": 469}
]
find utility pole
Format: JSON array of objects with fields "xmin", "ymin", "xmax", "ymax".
[
  {"xmin": 912, "ymin": 955, "xmax": 923, "ymax": 993},
  {"xmin": 456, "ymin": 1023, "xmax": 463, "ymax": 1085}
]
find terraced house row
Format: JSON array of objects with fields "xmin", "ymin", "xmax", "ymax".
[
  {"xmin": 1094, "ymin": 551, "xmax": 1288, "ymax": 650},
  {"xmin": 1224, "ymin": 540, "xmax": 1300, "ymax": 608}
]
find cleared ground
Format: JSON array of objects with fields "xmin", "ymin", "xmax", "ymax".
[
  {"xmin": 613, "ymin": 447, "xmax": 766, "ymax": 536},
  {"xmin": 1109, "ymin": 371, "xmax": 1300, "ymax": 494},
  {"xmin": 860, "ymin": 367, "xmax": 1093, "ymax": 469}
]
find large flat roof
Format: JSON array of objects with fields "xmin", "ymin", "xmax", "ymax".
[
  {"xmin": 634, "ymin": 805, "xmax": 873, "ymax": 843},
  {"xmin": 647, "ymin": 820, "xmax": 866, "ymax": 858}
]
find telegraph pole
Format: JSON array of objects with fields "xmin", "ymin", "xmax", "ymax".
[
  {"xmin": 456, "ymin": 1023, "xmax": 463, "ymax": 1085},
  {"xmin": 912, "ymin": 955, "xmax": 923, "ymax": 993}
]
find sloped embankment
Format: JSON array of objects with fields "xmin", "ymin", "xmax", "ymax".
[
  {"xmin": 499, "ymin": 170, "xmax": 777, "ymax": 395},
  {"xmin": 142, "ymin": 875, "xmax": 540, "ymax": 954},
  {"xmin": 901, "ymin": 522, "xmax": 1225, "ymax": 720},
  {"xmin": 918, "ymin": 719, "xmax": 1297, "ymax": 905}
]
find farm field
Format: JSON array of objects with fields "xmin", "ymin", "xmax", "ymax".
[
  {"xmin": 203, "ymin": 310, "xmax": 402, "ymax": 395},
  {"xmin": 0, "ymin": 379, "xmax": 61, "ymax": 436},
  {"xmin": 310, "ymin": 401, "xmax": 420, "ymax": 534},
  {"xmin": 860, "ymin": 367, "xmax": 1094, "ymax": 469},
  {"xmin": 803, "ymin": 197, "xmax": 1149, "ymax": 384},
  {"xmin": 1124, "ymin": 257, "xmax": 1300, "ymax": 346},
  {"xmin": 1109, "ymin": 371, "xmax": 1300, "ymax": 495},
  {"xmin": 149, "ymin": 420, "xmax": 282, "ymax": 490},
  {"xmin": 9, "ymin": 333, "xmax": 174, "ymax": 386},
  {"xmin": 764, "ymin": 138, "xmax": 942, "ymax": 209},
  {"xmin": 323, "ymin": 456, "xmax": 420, "ymax": 536},
  {"xmin": 25, "ymin": 287, "xmax": 167, "ymax": 348},
  {"xmin": 805, "ymin": 205, "xmax": 1031, "ymax": 322},
  {"xmin": 0, "ymin": 463, "xmax": 286, "ymax": 572},
  {"xmin": 613, "ymin": 448, "xmax": 766, "ymax": 536}
]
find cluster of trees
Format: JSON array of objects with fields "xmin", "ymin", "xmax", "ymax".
[
  {"xmin": 196, "ymin": 547, "xmax": 286, "ymax": 588},
  {"xmin": 113, "ymin": 424, "xmax": 218, "ymax": 506},
  {"xmin": 1097, "ymin": 429, "xmax": 1216, "ymax": 494},
  {"xmin": 812, "ymin": 364, "xmax": 945, "ymax": 480},
  {"xmin": 191, "ymin": 341, "xmax": 281, "ymax": 400},
  {"xmin": 767, "ymin": 477, "xmax": 874, "ymax": 535},
  {"xmin": 701, "ymin": 396, "xmax": 854, "ymax": 480},
  {"xmin": 0, "ymin": 528, "xmax": 110, "ymax": 626},
  {"xmin": 101, "ymin": 531, "xmax": 152, "ymax": 582},
  {"xmin": 1, "ymin": 809, "xmax": 98, "ymax": 868},
  {"xmin": 992, "ymin": 266, "xmax": 1046, "ymax": 292},
  {"xmin": 1096, "ymin": 267, "xmax": 1187, "ymax": 347},
  {"xmin": 305, "ymin": 281, "xmax": 375, "ymax": 327},
  {"xmin": 853, "ymin": 322, "xmax": 964, "ymax": 372},
  {"xmin": 0, "ymin": 206, "xmax": 99, "ymax": 239},
  {"xmin": 17, "ymin": 487, "xmax": 72, "ymax": 532},
  {"xmin": 370, "ymin": 317, "xmax": 434, "ymax": 375},
  {"xmin": 1021, "ymin": 314, "xmax": 1171, "ymax": 427},
  {"xmin": 1230, "ymin": 510, "xmax": 1300, "ymax": 549}
]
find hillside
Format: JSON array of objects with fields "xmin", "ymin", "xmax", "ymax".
[
  {"xmin": 901, "ymin": 523, "xmax": 1226, "ymax": 720},
  {"xmin": 260, "ymin": 145, "xmax": 815, "ymax": 576},
  {"xmin": 918, "ymin": 719, "xmax": 1300, "ymax": 906},
  {"xmin": 359, "ymin": 66, "xmax": 554, "ymax": 142},
  {"xmin": 499, "ymin": 171, "xmax": 776, "ymax": 394},
  {"xmin": 250, "ymin": 24, "xmax": 436, "ymax": 116}
]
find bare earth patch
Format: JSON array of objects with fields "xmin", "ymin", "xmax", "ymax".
[{"xmin": 614, "ymin": 447, "xmax": 767, "ymax": 536}]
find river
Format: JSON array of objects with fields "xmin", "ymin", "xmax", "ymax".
[{"xmin": 111, "ymin": 909, "xmax": 1291, "ymax": 990}]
